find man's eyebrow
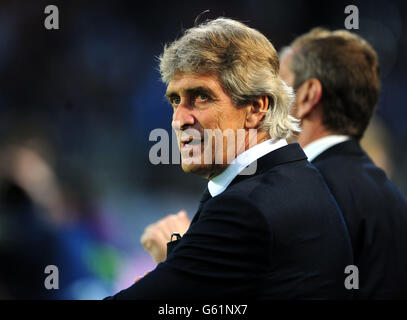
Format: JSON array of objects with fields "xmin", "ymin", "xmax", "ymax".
[
  {"xmin": 165, "ymin": 91, "xmax": 177, "ymax": 100},
  {"xmin": 185, "ymin": 86, "xmax": 216, "ymax": 97},
  {"xmin": 165, "ymin": 86, "xmax": 216, "ymax": 99}
]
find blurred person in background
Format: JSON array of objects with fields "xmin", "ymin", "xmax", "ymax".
[
  {"xmin": 277, "ymin": 28, "xmax": 407, "ymax": 299},
  {"xmin": 141, "ymin": 27, "xmax": 407, "ymax": 299},
  {"xmin": 0, "ymin": 137, "xmax": 66, "ymax": 299},
  {"xmin": 0, "ymin": 133, "xmax": 118, "ymax": 299},
  {"xmin": 107, "ymin": 17, "xmax": 353, "ymax": 299}
]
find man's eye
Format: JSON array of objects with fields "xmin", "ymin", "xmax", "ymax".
[
  {"xmin": 171, "ymin": 97, "xmax": 181, "ymax": 104},
  {"xmin": 197, "ymin": 94, "xmax": 209, "ymax": 101}
]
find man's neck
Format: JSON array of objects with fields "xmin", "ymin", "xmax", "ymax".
[
  {"xmin": 208, "ymin": 130, "xmax": 270, "ymax": 180},
  {"xmin": 207, "ymin": 138, "xmax": 288, "ymax": 197},
  {"xmin": 302, "ymin": 134, "xmax": 351, "ymax": 162},
  {"xmin": 293, "ymin": 120, "xmax": 337, "ymax": 149},
  {"xmin": 216, "ymin": 130, "xmax": 270, "ymax": 177}
]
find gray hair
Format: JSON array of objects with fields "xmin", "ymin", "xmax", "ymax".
[{"xmin": 159, "ymin": 17, "xmax": 300, "ymax": 140}]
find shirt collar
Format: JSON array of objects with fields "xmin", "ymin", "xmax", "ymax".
[
  {"xmin": 303, "ymin": 135, "xmax": 350, "ymax": 162},
  {"xmin": 208, "ymin": 138, "xmax": 288, "ymax": 197}
]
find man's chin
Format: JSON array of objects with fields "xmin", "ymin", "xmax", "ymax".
[
  {"xmin": 180, "ymin": 161, "xmax": 227, "ymax": 179},
  {"xmin": 181, "ymin": 162, "xmax": 211, "ymax": 177}
]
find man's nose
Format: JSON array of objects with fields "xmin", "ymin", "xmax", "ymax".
[{"xmin": 171, "ymin": 104, "xmax": 195, "ymax": 130}]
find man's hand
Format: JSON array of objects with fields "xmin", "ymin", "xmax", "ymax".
[{"xmin": 141, "ymin": 210, "xmax": 191, "ymax": 263}]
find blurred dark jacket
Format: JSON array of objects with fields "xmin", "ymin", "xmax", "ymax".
[{"xmin": 312, "ymin": 139, "xmax": 407, "ymax": 299}]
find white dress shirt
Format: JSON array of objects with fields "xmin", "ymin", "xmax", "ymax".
[
  {"xmin": 208, "ymin": 139, "xmax": 288, "ymax": 197},
  {"xmin": 303, "ymin": 135, "xmax": 350, "ymax": 162}
]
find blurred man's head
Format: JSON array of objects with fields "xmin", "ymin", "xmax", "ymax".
[
  {"xmin": 159, "ymin": 17, "xmax": 299, "ymax": 178},
  {"xmin": 280, "ymin": 28, "xmax": 380, "ymax": 146}
]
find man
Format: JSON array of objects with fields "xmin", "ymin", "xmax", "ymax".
[
  {"xmin": 108, "ymin": 18, "xmax": 353, "ymax": 299},
  {"xmin": 144, "ymin": 27, "xmax": 407, "ymax": 299},
  {"xmin": 278, "ymin": 29, "xmax": 407, "ymax": 299}
]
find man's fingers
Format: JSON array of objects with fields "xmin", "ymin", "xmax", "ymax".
[
  {"xmin": 178, "ymin": 210, "xmax": 187, "ymax": 217},
  {"xmin": 140, "ymin": 224, "xmax": 156, "ymax": 246},
  {"xmin": 141, "ymin": 223, "xmax": 170, "ymax": 250},
  {"xmin": 140, "ymin": 211, "xmax": 192, "ymax": 264},
  {"xmin": 172, "ymin": 211, "xmax": 191, "ymax": 235},
  {"xmin": 141, "ymin": 228, "xmax": 168, "ymax": 263},
  {"xmin": 156, "ymin": 219, "xmax": 173, "ymax": 240},
  {"xmin": 140, "ymin": 210, "xmax": 191, "ymax": 260},
  {"xmin": 165, "ymin": 214, "xmax": 181, "ymax": 232}
]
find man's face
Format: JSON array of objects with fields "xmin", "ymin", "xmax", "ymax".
[{"xmin": 166, "ymin": 72, "xmax": 248, "ymax": 179}]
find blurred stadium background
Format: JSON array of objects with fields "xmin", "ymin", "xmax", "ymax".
[{"xmin": 0, "ymin": 0, "xmax": 406, "ymax": 299}]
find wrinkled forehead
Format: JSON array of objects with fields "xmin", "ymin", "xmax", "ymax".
[{"xmin": 166, "ymin": 72, "xmax": 223, "ymax": 95}]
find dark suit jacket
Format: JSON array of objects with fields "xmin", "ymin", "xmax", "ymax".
[
  {"xmin": 312, "ymin": 139, "xmax": 407, "ymax": 299},
  {"xmin": 108, "ymin": 143, "xmax": 353, "ymax": 299}
]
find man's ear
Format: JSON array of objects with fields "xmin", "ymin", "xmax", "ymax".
[
  {"xmin": 295, "ymin": 78, "xmax": 322, "ymax": 119},
  {"xmin": 245, "ymin": 95, "xmax": 270, "ymax": 129}
]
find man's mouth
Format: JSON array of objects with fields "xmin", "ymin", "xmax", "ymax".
[{"xmin": 181, "ymin": 138, "xmax": 203, "ymax": 149}]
